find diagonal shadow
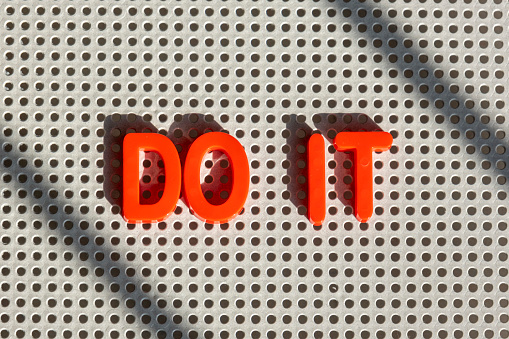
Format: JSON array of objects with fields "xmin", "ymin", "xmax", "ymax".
[
  {"xmin": 2, "ymin": 113, "xmax": 230, "ymax": 337},
  {"xmin": 332, "ymin": 1, "xmax": 508, "ymax": 188},
  {"xmin": 2, "ymin": 124, "xmax": 190, "ymax": 338}
]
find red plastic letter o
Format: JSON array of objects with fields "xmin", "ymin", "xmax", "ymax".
[{"xmin": 183, "ymin": 132, "xmax": 249, "ymax": 224}]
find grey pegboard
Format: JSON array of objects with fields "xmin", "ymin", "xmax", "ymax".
[{"xmin": 1, "ymin": 1, "xmax": 508, "ymax": 338}]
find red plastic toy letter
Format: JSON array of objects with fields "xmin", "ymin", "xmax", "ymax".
[
  {"xmin": 123, "ymin": 133, "xmax": 181, "ymax": 223},
  {"xmin": 333, "ymin": 132, "xmax": 393, "ymax": 223},
  {"xmin": 183, "ymin": 132, "xmax": 249, "ymax": 224},
  {"xmin": 308, "ymin": 133, "xmax": 326, "ymax": 226}
]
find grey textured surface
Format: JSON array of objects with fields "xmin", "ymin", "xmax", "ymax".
[{"xmin": 1, "ymin": 1, "xmax": 508, "ymax": 338}]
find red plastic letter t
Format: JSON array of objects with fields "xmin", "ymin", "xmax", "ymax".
[{"xmin": 333, "ymin": 132, "xmax": 393, "ymax": 223}]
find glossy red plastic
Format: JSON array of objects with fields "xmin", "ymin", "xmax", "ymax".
[
  {"xmin": 123, "ymin": 133, "xmax": 181, "ymax": 223},
  {"xmin": 183, "ymin": 132, "xmax": 249, "ymax": 224},
  {"xmin": 333, "ymin": 131, "xmax": 393, "ymax": 223},
  {"xmin": 307, "ymin": 133, "xmax": 326, "ymax": 226}
]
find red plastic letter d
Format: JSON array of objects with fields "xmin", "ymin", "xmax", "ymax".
[{"xmin": 123, "ymin": 133, "xmax": 181, "ymax": 223}]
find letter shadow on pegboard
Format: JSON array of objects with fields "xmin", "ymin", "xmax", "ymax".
[
  {"xmin": 285, "ymin": 113, "xmax": 387, "ymax": 228},
  {"xmin": 103, "ymin": 113, "xmax": 229, "ymax": 229}
]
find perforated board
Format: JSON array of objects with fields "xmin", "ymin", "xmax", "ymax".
[{"xmin": 1, "ymin": 1, "xmax": 508, "ymax": 338}]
